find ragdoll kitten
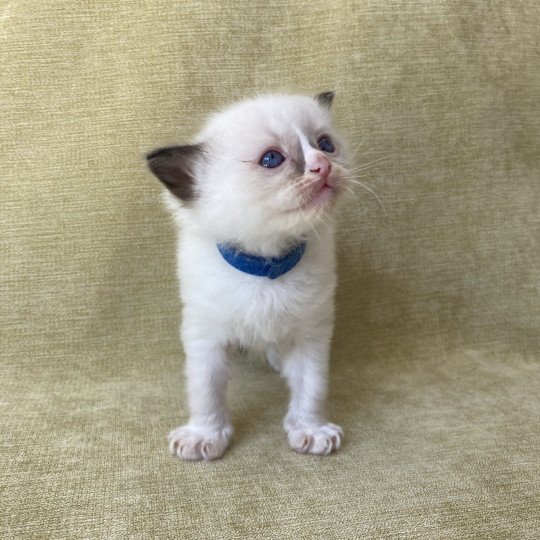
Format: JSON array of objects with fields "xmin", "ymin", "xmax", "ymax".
[{"xmin": 147, "ymin": 92, "xmax": 349, "ymax": 460}]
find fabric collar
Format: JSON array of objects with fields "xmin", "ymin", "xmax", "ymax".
[{"xmin": 216, "ymin": 242, "xmax": 306, "ymax": 279}]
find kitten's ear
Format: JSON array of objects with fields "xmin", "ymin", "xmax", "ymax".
[
  {"xmin": 315, "ymin": 91, "xmax": 335, "ymax": 109},
  {"xmin": 146, "ymin": 144, "xmax": 203, "ymax": 202}
]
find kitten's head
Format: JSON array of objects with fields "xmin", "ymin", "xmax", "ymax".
[{"xmin": 147, "ymin": 92, "xmax": 349, "ymax": 253}]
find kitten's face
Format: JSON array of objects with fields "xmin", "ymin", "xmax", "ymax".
[{"xmin": 148, "ymin": 93, "xmax": 349, "ymax": 249}]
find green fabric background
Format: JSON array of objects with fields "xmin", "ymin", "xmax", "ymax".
[{"xmin": 1, "ymin": 1, "xmax": 538, "ymax": 538}]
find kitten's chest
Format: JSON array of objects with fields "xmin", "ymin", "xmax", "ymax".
[
  {"xmin": 221, "ymin": 274, "xmax": 330, "ymax": 348},
  {"xmin": 179, "ymin": 233, "xmax": 336, "ymax": 348}
]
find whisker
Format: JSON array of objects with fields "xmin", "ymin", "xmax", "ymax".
[
  {"xmin": 345, "ymin": 176, "xmax": 387, "ymax": 195},
  {"xmin": 346, "ymin": 178, "xmax": 388, "ymax": 216},
  {"xmin": 319, "ymin": 207, "xmax": 336, "ymax": 225},
  {"xmin": 347, "ymin": 135, "xmax": 366, "ymax": 162},
  {"xmin": 298, "ymin": 205, "xmax": 321, "ymax": 242},
  {"xmin": 346, "ymin": 158, "xmax": 394, "ymax": 174},
  {"xmin": 344, "ymin": 185, "xmax": 358, "ymax": 200},
  {"xmin": 348, "ymin": 153, "xmax": 394, "ymax": 166},
  {"xmin": 355, "ymin": 153, "xmax": 395, "ymax": 165}
]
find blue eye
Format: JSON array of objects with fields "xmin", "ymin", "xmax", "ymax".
[
  {"xmin": 317, "ymin": 136, "xmax": 335, "ymax": 153},
  {"xmin": 259, "ymin": 150, "xmax": 285, "ymax": 168}
]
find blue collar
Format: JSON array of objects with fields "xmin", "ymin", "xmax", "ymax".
[{"xmin": 217, "ymin": 242, "xmax": 306, "ymax": 279}]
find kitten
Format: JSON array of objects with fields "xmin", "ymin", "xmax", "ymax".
[{"xmin": 147, "ymin": 92, "xmax": 349, "ymax": 460}]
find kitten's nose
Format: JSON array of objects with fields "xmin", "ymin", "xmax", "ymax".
[{"xmin": 308, "ymin": 154, "xmax": 331, "ymax": 180}]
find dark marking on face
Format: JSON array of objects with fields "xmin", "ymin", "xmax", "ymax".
[
  {"xmin": 293, "ymin": 148, "xmax": 306, "ymax": 174},
  {"xmin": 315, "ymin": 91, "xmax": 335, "ymax": 109},
  {"xmin": 146, "ymin": 144, "xmax": 203, "ymax": 202},
  {"xmin": 284, "ymin": 134, "xmax": 305, "ymax": 174}
]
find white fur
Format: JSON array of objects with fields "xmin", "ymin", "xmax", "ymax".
[{"xmin": 160, "ymin": 94, "xmax": 349, "ymax": 460}]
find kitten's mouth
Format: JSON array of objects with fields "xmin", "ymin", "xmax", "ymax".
[{"xmin": 291, "ymin": 177, "xmax": 340, "ymax": 213}]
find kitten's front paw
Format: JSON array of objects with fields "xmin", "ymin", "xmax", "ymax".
[
  {"xmin": 168, "ymin": 425, "xmax": 232, "ymax": 461},
  {"xmin": 286, "ymin": 423, "xmax": 343, "ymax": 455}
]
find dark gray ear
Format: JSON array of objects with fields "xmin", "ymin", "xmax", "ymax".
[
  {"xmin": 315, "ymin": 91, "xmax": 335, "ymax": 109},
  {"xmin": 146, "ymin": 144, "xmax": 203, "ymax": 201}
]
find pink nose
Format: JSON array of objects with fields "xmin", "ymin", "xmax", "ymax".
[{"xmin": 308, "ymin": 154, "xmax": 331, "ymax": 180}]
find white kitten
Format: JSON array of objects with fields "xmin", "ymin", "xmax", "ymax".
[{"xmin": 147, "ymin": 92, "xmax": 349, "ymax": 460}]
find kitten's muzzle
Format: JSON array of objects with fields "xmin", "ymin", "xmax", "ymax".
[{"xmin": 293, "ymin": 172, "xmax": 341, "ymax": 213}]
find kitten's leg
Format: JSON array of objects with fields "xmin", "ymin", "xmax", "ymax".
[
  {"xmin": 168, "ymin": 339, "xmax": 232, "ymax": 461},
  {"xmin": 282, "ymin": 339, "xmax": 343, "ymax": 455}
]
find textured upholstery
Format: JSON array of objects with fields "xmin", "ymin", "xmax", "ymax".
[{"xmin": 1, "ymin": 1, "xmax": 538, "ymax": 538}]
